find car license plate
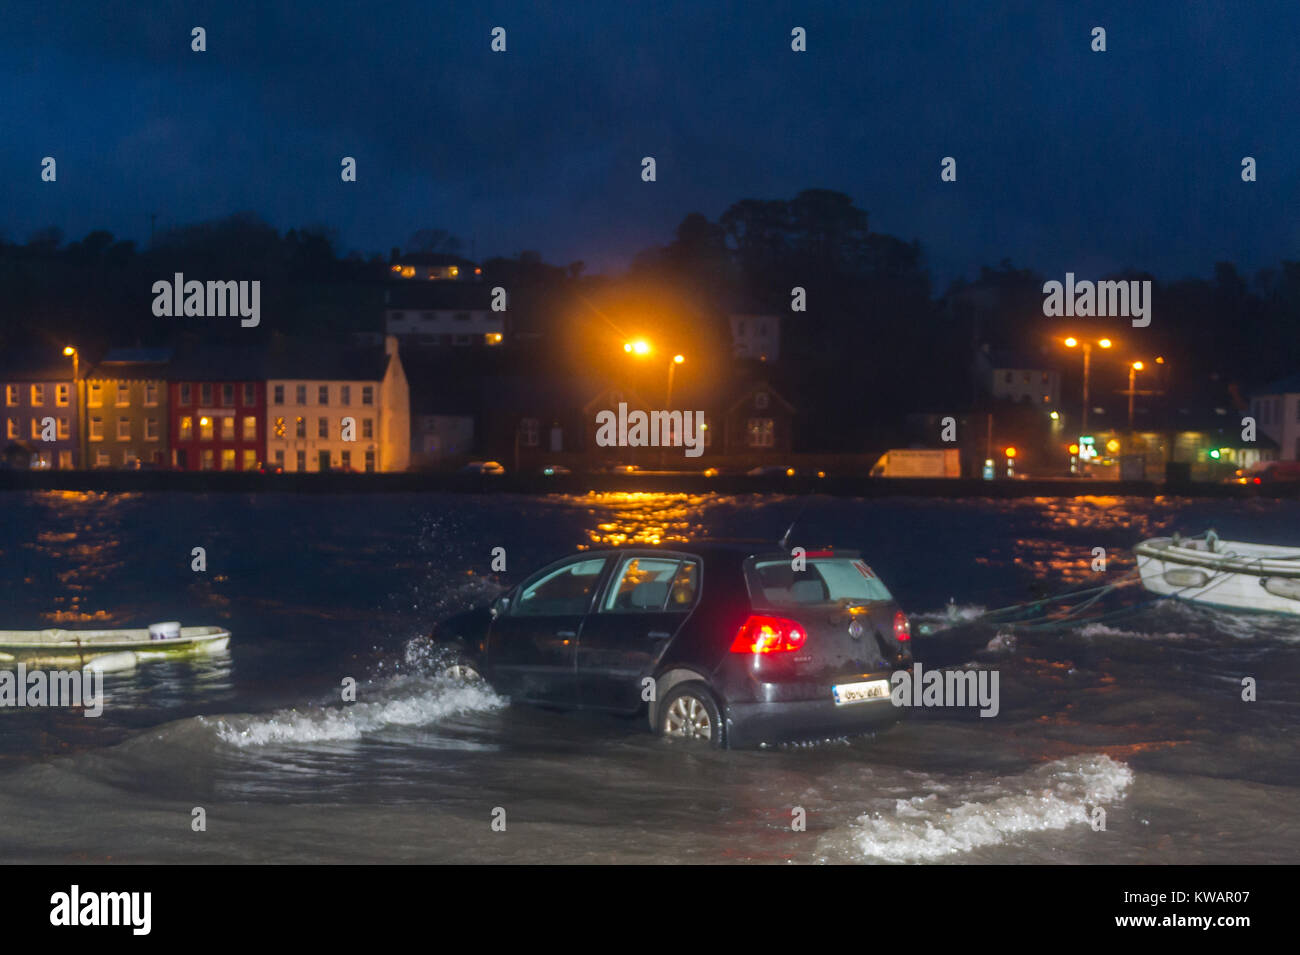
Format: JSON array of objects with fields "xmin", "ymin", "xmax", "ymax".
[{"xmin": 832, "ymin": 679, "xmax": 891, "ymax": 706}]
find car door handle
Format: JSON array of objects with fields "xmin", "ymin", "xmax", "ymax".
[
  {"xmin": 555, "ymin": 629, "xmax": 577, "ymax": 638},
  {"xmin": 647, "ymin": 630, "xmax": 673, "ymax": 639}
]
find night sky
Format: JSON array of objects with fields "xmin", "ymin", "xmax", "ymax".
[{"xmin": 3, "ymin": 1, "xmax": 1294, "ymax": 284}]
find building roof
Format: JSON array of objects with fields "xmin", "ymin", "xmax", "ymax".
[
  {"xmin": 0, "ymin": 348, "xmax": 76, "ymax": 381},
  {"xmin": 265, "ymin": 342, "xmax": 392, "ymax": 382},
  {"xmin": 391, "ymin": 252, "xmax": 478, "ymax": 268},
  {"xmin": 87, "ymin": 348, "xmax": 174, "ymax": 381},
  {"xmin": 979, "ymin": 345, "xmax": 1059, "ymax": 370},
  {"xmin": 166, "ymin": 346, "xmax": 269, "ymax": 382},
  {"xmin": 384, "ymin": 283, "xmax": 494, "ymax": 311},
  {"xmin": 1255, "ymin": 374, "xmax": 1300, "ymax": 397}
]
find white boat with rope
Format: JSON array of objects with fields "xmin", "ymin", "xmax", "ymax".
[
  {"xmin": 0, "ymin": 622, "xmax": 231, "ymax": 671},
  {"xmin": 1136, "ymin": 531, "xmax": 1300, "ymax": 615}
]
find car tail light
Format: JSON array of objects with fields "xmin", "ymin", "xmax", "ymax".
[
  {"xmin": 730, "ymin": 614, "xmax": 807, "ymax": 654},
  {"xmin": 893, "ymin": 610, "xmax": 911, "ymax": 642}
]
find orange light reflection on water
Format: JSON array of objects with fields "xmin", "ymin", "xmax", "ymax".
[{"xmin": 564, "ymin": 491, "xmax": 715, "ymax": 547}]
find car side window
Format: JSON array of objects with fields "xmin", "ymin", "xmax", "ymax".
[
  {"xmin": 514, "ymin": 558, "xmax": 608, "ymax": 616},
  {"xmin": 602, "ymin": 557, "xmax": 700, "ymax": 613}
]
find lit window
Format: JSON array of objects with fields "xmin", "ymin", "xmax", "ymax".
[
  {"xmin": 243, "ymin": 416, "xmax": 257, "ymax": 441},
  {"xmin": 220, "ymin": 416, "xmax": 234, "ymax": 440},
  {"xmin": 180, "ymin": 417, "xmax": 193, "ymax": 440},
  {"xmin": 56, "ymin": 383, "xmax": 70, "ymax": 407},
  {"xmin": 242, "ymin": 449, "xmax": 256, "ymax": 471},
  {"xmin": 200, "ymin": 449, "xmax": 214, "ymax": 470},
  {"xmin": 746, "ymin": 418, "xmax": 775, "ymax": 448},
  {"xmin": 57, "ymin": 418, "xmax": 70, "ymax": 439},
  {"xmin": 4, "ymin": 385, "xmax": 17, "ymax": 406},
  {"xmin": 6, "ymin": 419, "xmax": 16, "ymax": 439},
  {"xmin": 295, "ymin": 417, "xmax": 306, "ymax": 438},
  {"xmin": 200, "ymin": 417, "xmax": 214, "ymax": 440},
  {"xmin": 30, "ymin": 384, "xmax": 45, "ymax": 406},
  {"xmin": 274, "ymin": 416, "xmax": 286, "ymax": 438},
  {"xmin": 88, "ymin": 382, "xmax": 102, "ymax": 407},
  {"xmin": 220, "ymin": 449, "xmax": 235, "ymax": 471}
]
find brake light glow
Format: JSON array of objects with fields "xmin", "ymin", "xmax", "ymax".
[
  {"xmin": 893, "ymin": 610, "xmax": 911, "ymax": 642},
  {"xmin": 730, "ymin": 614, "xmax": 807, "ymax": 654}
]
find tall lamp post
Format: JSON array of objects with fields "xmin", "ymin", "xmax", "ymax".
[
  {"xmin": 63, "ymin": 346, "xmax": 81, "ymax": 470},
  {"xmin": 1127, "ymin": 360, "xmax": 1144, "ymax": 430},
  {"xmin": 1063, "ymin": 336, "xmax": 1112, "ymax": 435},
  {"xmin": 624, "ymin": 341, "xmax": 686, "ymax": 465}
]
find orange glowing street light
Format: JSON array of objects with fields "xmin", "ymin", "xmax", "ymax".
[
  {"xmin": 623, "ymin": 340, "xmax": 652, "ymax": 356},
  {"xmin": 1061, "ymin": 336, "xmax": 1117, "ymax": 435}
]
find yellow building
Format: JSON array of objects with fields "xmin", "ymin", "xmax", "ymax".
[{"xmin": 265, "ymin": 336, "xmax": 409, "ymax": 472}]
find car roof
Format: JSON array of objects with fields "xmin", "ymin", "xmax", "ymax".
[{"xmin": 581, "ymin": 540, "xmax": 863, "ymax": 561}]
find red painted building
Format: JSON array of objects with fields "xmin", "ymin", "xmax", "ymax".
[{"xmin": 167, "ymin": 347, "xmax": 268, "ymax": 471}]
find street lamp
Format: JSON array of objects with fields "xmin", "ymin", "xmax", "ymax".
[
  {"xmin": 1128, "ymin": 361, "xmax": 1144, "ymax": 430},
  {"xmin": 1062, "ymin": 336, "xmax": 1112, "ymax": 435},
  {"xmin": 64, "ymin": 346, "xmax": 81, "ymax": 470}
]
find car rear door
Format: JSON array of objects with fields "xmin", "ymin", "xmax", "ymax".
[
  {"xmin": 486, "ymin": 555, "xmax": 611, "ymax": 705},
  {"xmin": 745, "ymin": 553, "xmax": 903, "ymax": 683},
  {"xmin": 576, "ymin": 552, "xmax": 701, "ymax": 712}
]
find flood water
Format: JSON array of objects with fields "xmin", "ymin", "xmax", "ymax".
[{"xmin": 1, "ymin": 490, "xmax": 1297, "ymax": 863}]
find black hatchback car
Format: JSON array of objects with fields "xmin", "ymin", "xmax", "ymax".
[{"xmin": 430, "ymin": 541, "xmax": 913, "ymax": 748}]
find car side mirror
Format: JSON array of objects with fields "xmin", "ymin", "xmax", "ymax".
[{"xmin": 491, "ymin": 593, "xmax": 511, "ymax": 618}]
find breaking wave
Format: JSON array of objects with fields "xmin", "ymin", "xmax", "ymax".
[
  {"xmin": 822, "ymin": 754, "xmax": 1133, "ymax": 862},
  {"xmin": 205, "ymin": 677, "xmax": 506, "ymax": 747}
]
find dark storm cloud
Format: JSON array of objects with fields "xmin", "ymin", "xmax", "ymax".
[{"xmin": 1, "ymin": 0, "xmax": 1296, "ymax": 281}]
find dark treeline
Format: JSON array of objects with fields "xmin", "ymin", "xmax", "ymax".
[{"xmin": 3, "ymin": 192, "xmax": 1298, "ymax": 451}]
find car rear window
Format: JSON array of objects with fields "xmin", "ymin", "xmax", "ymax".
[{"xmin": 745, "ymin": 557, "xmax": 893, "ymax": 607}]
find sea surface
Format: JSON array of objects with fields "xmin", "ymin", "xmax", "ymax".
[{"xmin": 0, "ymin": 490, "xmax": 1297, "ymax": 863}]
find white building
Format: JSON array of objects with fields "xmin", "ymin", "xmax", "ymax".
[
  {"xmin": 265, "ymin": 335, "xmax": 410, "ymax": 472},
  {"xmin": 1252, "ymin": 376, "xmax": 1300, "ymax": 460}
]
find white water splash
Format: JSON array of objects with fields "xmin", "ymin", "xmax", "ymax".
[
  {"xmin": 207, "ymin": 679, "xmax": 506, "ymax": 747},
  {"xmin": 824, "ymin": 754, "xmax": 1133, "ymax": 862}
]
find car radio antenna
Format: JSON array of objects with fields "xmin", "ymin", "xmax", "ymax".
[{"xmin": 778, "ymin": 500, "xmax": 812, "ymax": 551}]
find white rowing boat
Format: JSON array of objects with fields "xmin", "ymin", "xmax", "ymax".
[
  {"xmin": 1135, "ymin": 532, "xmax": 1300, "ymax": 615},
  {"xmin": 0, "ymin": 623, "xmax": 231, "ymax": 671}
]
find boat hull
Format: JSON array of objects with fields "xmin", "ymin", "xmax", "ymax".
[
  {"xmin": 1136, "ymin": 537, "xmax": 1300, "ymax": 615},
  {"xmin": 0, "ymin": 626, "xmax": 230, "ymax": 668}
]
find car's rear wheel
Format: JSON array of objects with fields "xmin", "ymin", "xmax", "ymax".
[{"xmin": 657, "ymin": 682, "xmax": 724, "ymax": 747}]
